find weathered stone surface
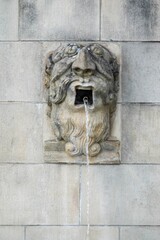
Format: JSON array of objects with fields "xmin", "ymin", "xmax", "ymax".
[
  {"xmin": 20, "ymin": 0, "xmax": 99, "ymax": 40},
  {"xmin": 0, "ymin": 103, "xmax": 43, "ymax": 163},
  {"xmin": 81, "ymin": 165, "xmax": 160, "ymax": 225},
  {"xmin": 0, "ymin": 0, "xmax": 18, "ymax": 40},
  {"xmin": 122, "ymin": 104, "xmax": 160, "ymax": 163},
  {"xmin": 44, "ymin": 139, "xmax": 120, "ymax": 164},
  {"xmin": 43, "ymin": 101, "xmax": 121, "ymax": 165},
  {"xmin": 43, "ymin": 100, "xmax": 121, "ymax": 144},
  {"xmin": 121, "ymin": 227, "xmax": 160, "ymax": 240},
  {"xmin": 0, "ymin": 226, "xmax": 24, "ymax": 240},
  {"xmin": 101, "ymin": 0, "xmax": 160, "ymax": 41},
  {"xmin": 26, "ymin": 226, "xmax": 119, "ymax": 240},
  {"xmin": 0, "ymin": 43, "xmax": 42, "ymax": 102},
  {"xmin": 43, "ymin": 43, "xmax": 120, "ymax": 162},
  {"xmin": 0, "ymin": 164, "xmax": 79, "ymax": 225},
  {"xmin": 122, "ymin": 43, "xmax": 160, "ymax": 102},
  {"xmin": 42, "ymin": 42, "xmax": 121, "ymax": 102}
]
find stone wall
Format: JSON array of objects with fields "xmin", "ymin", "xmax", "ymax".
[{"xmin": 0, "ymin": 0, "xmax": 160, "ymax": 239}]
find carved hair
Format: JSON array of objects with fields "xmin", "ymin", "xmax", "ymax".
[
  {"xmin": 44, "ymin": 43, "xmax": 119, "ymax": 111},
  {"xmin": 44, "ymin": 43, "xmax": 119, "ymax": 157}
]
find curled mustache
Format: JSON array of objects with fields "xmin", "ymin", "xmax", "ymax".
[
  {"xmin": 49, "ymin": 74, "xmax": 102, "ymax": 104},
  {"xmin": 49, "ymin": 76, "xmax": 78, "ymax": 104}
]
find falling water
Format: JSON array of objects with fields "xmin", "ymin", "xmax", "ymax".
[{"xmin": 83, "ymin": 97, "xmax": 90, "ymax": 240}]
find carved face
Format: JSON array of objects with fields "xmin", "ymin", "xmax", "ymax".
[{"xmin": 45, "ymin": 43, "xmax": 119, "ymax": 157}]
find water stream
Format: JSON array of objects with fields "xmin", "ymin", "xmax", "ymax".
[{"xmin": 83, "ymin": 97, "xmax": 90, "ymax": 240}]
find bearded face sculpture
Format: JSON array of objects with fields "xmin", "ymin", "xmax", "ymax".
[{"xmin": 44, "ymin": 43, "xmax": 120, "ymax": 161}]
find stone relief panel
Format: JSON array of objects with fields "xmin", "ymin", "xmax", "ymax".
[{"xmin": 44, "ymin": 43, "xmax": 121, "ymax": 164}]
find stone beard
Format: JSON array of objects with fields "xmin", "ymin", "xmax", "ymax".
[{"xmin": 45, "ymin": 43, "xmax": 119, "ymax": 157}]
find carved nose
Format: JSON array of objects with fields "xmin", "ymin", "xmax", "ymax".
[{"xmin": 72, "ymin": 49, "xmax": 95, "ymax": 77}]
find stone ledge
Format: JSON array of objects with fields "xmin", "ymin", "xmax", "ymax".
[
  {"xmin": 44, "ymin": 139, "xmax": 120, "ymax": 165},
  {"xmin": 26, "ymin": 226, "xmax": 119, "ymax": 240}
]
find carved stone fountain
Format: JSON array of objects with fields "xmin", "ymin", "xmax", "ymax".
[{"xmin": 44, "ymin": 43, "xmax": 120, "ymax": 164}]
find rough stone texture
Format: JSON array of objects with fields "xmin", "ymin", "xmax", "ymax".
[
  {"xmin": 0, "ymin": 226, "xmax": 24, "ymax": 240},
  {"xmin": 120, "ymin": 227, "xmax": 160, "ymax": 240},
  {"xmin": 43, "ymin": 94, "xmax": 121, "ymax": 143},
  {"xmin": 1, "ymin": 0, "xmax": 160, "ymax": 237},
  {"xmin": 81, "ymin": 165, "xmax": 160, "ymax": 225},
  {"xmin": 0, "ymin": 164, "xmax": 79, "ymax": 225},
  {"xmin": 0, "ymin": 103, "xmax": 43, "ymax": 163},
  {"xmin": 19, "ymin": 0, "xmax": 99, "ymax": 40},
  {"xmin": 43, "ymin": 42, "xmax": 120, "ymax": 163},
  {"xmin": 26, "ymin": 226, "xmax": 119, "ymax": 240},
  {"xmin": 44, "ymin": 139, "xmax": 120, "ymax": 165},
  {"xmin": 0, "ymin": 0, "xmax": 18, "ymax": 40},
  {"xmin": 122, "ymin": 105, "xmax": 160, "ymax": 163},
  {"xmin": 101, "ymin": 0, "xmax": 160, "ymax": 41},
  {"xmin": 42, "ymin": 42, "xmax": 122, "ymax": 102},
  {"xmin": 0, "ymin": 43, "xmax": 43, "ymax": 102},
  {"xmin": 122, "ymin": 43, "xmax": 160, "ymax": 103}
]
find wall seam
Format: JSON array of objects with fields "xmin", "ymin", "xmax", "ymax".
[
  {"xmin": 99, "ymin": 0, "xmax": 102, "ymax": 40},
  {"xmin": 1, "ymin": 40, "xmax": 160, "ymax": 43},
  {"xmin": 24, "ymin": 226, "xmax": 26, "ymax": 240},
  {"xmin": 79, "ymin": 166, "xmax": 82, "ymax": 225},
  {"xmin": 0, "ymin": 224, "xmax": 160, "ymax": 227},
  {"xmin": 18, "ymin": 0, "xmax": 20, "ymax": 41},
  {"xmin": 119, "ymin": 226, "xmax": 121, "ymax": 240},
  {"xmin": 1, "ymin": 163, "xmax": 160, "ymax": 166}
]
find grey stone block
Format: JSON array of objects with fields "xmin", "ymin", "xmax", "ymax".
[
  {"xmin": 0, "ymin": 103, "xmax": 43, "ymax": 163},
  {"xmin": 26, "ymin": 226, "xmax": 119, "ymax": 240},
  {"xmin": 0, "ymin": 227, "xmax": 24, "ymax": 240},
  {"xmin": 0, "ymin": 165, "xmax": 79, "ymax": 225},
  {"xmin": 122, "ymin": 104, "xmax": 160, "ymax": 163},
  {"xmin": 81, "ymin": 165, "xmax": 160, "ymax": 225},
  {"xmin": 120, "ymin": 227, "xmax": 160, "ymax": 240},
  {"xmin": 101, "ymin": 0, "xmax": 160, "ymax": 41},
  {"xmin": 121, "ymin": 43, "xmax": 160, "ymax": 102},
  {"xmin": 0, "ymin": 0, "xmax": 18, "ymax": 40},
  {"xmin": 20, "ymin": 0, "xmax": 99, "ymax": 40},
  {"xmin": 0, "ymin": 43, "xmax": 42, "ymax": 102}
]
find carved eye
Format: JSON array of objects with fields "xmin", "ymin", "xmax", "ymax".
[
  {"xmin": 91, "ymin": 45, "xmax": 104, "ymax": 56},
  {"xmin": 64, "ymin": 44, "xmax": 78, "ymax": 56}
]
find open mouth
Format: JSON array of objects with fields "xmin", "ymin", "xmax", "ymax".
[{"xmin": 74, "ymin": 86, "xmax": 93, "ymax": 106}]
